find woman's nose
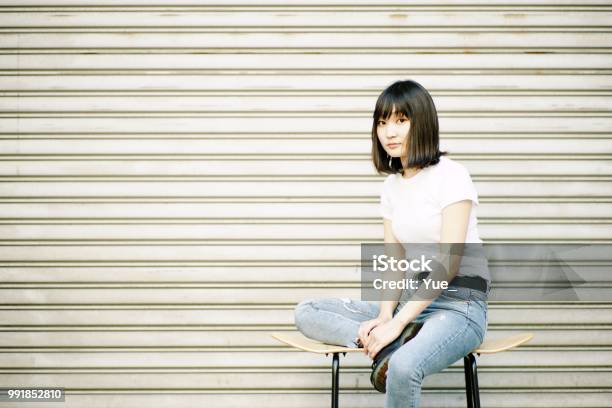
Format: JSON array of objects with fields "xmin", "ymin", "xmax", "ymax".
[{"xmin": 386, "ymin": 125, "xmax": 398, "ymax": 138}]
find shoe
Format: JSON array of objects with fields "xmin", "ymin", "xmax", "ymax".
[{"xmin": 369, "ymin": 321, "xmax": 423, "ymax": 393}]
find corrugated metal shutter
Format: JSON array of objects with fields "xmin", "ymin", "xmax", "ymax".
[{"xmin": 1, "ymin": 1, "xmax": 611, "ymax": 406}]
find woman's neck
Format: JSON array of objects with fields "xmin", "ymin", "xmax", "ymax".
[{"xmin": 402, "ymin": 167, "xmax": 421, "ymax": 179}]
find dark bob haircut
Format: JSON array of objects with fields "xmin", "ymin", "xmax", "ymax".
[{"xmin": 371, "ymin": 80, "xmax": 447, "ymax": 175}]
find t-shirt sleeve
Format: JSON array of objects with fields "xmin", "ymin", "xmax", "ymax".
[
  {"xmin": 438, "ymin": 162, "xmax": 479, "ymax": 210},
  {"xmin": 380, "ymin": 176, "xmax": 393, "ymax": 220}
]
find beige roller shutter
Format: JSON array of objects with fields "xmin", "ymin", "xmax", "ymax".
[{"xmin": 1, "ymin": 1, "xmax": 611, "ymax": 406}]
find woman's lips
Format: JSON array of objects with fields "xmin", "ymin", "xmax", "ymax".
[{"xmin": 387, "ymin": 143, "xmax": 401, "ymax": 149}]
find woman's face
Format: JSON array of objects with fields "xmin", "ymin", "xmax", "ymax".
[{"xmin": 376, "ymin": 109, "xmax": 410, "ymax": 158}]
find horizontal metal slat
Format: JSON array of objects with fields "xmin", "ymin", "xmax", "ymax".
[
  {"xmin": 0, "ymin": 392, "xmax": 607, "ymax": 408},
  {"xmin": 1, "ymin": 180, "xmax": 610, "ymax": 198},
  {"xmin": 1, "ymin": 32, "xmax": 610, "ymax": 49},
  {"xmin": 0, "ymin": 224, "xmax": 610, "ymax": 240},
  {"xmin": 1, "ymin": 369, "xmax": 611, "ymax": 390},
  {"xmin": 3, "ymin": 138, "xmax": 606, "ymax": 154},
  {"xmin": 1, "ymin": 327, "xmax": 611, "ymax": 347},
  {"xmin": 0, "ymin": 264, "xmax": 610, "ymax": 283},
  {"xmin": 1, "ymin": 201, "xmax": 610, "ymax": 218},
  {"xmin": 2, "ymin": 74, "xmax": 611, "ymax": 91},
  {"xmin": 2, "ymin": 116, "xmax": 610, "ymax": 133},
  {"xmin": 1, "ymin": 159, "xmax": 611, "ymax": 178},
  {"xmin": 2, "ymin": 53, "xmax": 611, "ymax": 70},
  {"xmin": 0, "ymin": 348, "xmax": 611, "ymax": 368},
  {"xmin": 4, "ymin": 95, "xmax": 612, "ymax": 112},
  {"xmin": 3, "ymin": 10, "xmax": 612, "ymax": 28},
  {"xmin": 1, "ymin": 306, "xmax": 610, "ymax": 325},
  {"xmin": 1, "ymin": 287, "xmax": 611, "ymax": 304}
]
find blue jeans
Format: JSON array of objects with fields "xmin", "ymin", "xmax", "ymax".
[{"xmin": 294, "ymin": 287, "xmax": 488, "ymax": 408}]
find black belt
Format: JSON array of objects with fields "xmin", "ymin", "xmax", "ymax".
[{"xmin": 415, "ymin": 272, "xmax": 488, "ymax": 294}]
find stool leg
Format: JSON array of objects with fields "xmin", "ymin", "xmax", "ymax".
[
  {"xmin": 463, "ymin": 353, "xmax": 481, "ymax": 408},
  {"xmin": 331, "ymin": 352, "xmax": 340, "ymax": 408}
]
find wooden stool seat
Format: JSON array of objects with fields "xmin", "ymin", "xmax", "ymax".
[
  {"xmin": 474, "ymin": 332, "xmax": 534, "ymax": 354},
  {"xmin": 271, "ymin": 331, "xmax": 533, "ymax": 355},
  {"xmin": 271, "ymin": 331, "xmax": 363, "ymax": 354},
  {"xmin": 271, "ymin": 331, "xmax": 534, "ymax": 408}
]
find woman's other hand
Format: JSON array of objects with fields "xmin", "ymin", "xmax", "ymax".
[
  {"xmin": 363, "ymin": 318, "xmax": 404, "ymax": 359},
  {"xmin": 357, "ymin": 315, "xmax": 392, "ymax": 352}
]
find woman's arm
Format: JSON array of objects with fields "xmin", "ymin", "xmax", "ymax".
[
  {"xmin": 363, "ymin": 200, "xmax": 473, "ymax": 358},
  {"xmin": 378, "ymin": 218, "xmax": 404, "ymax": 320},
  {"xmin": 392, "ymin": 199, "xmax": 472, "ymax": 326},
  {"xmin": 356, "ymin": 218, "xmax": 404, "ymax": 348}
]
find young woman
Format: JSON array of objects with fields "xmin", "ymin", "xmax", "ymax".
[{"xmin": 294, "ymin": 80, "xmax": 490, "ymax": 407}]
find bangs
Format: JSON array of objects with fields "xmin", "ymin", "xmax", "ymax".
[{"xmin": 374, "ymin": 88, "xmax": 412, "ymax": 120}]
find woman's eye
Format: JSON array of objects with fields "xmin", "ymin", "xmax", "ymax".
[
  {"xmin": 398, "ymin": 118, "xmax": 406, "ymax": 123},
  {"xmin": 377, "ymin": 120, "xmax": 385, "ymax": 125}
]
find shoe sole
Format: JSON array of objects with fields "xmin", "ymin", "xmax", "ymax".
[{"xmin": 370, "ymin": 321, "xmax": 424, "ymax": 393}]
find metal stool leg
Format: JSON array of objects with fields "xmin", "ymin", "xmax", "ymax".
[
  {"xmin": 463, "ymin": 353, "xmax": 481, "ymax": 408},
  {"xmin": 331, "ymin": 352, "xmax": 340, "ymax": 408}
]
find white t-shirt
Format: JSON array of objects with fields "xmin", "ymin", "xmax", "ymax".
[
  {"xmin": 379, "ymin": 155, "xmax": 490, "ymax": 290},
  {"xmin": 380, "ymin": 155, "xmax": 482, "ymax": 243}
]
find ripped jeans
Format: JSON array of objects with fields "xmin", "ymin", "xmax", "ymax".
[{"xmin": 293, "ymin": 287, "xmax": 488, "ymax": 408}]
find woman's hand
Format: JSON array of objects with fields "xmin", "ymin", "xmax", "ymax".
[
  {"xmin": 363, "ymin": 318, "xmax": 405, "ymax": 359},
  {"xmin": 356, "ymin": 315, "xmax": 392, "ymax": 351}
]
